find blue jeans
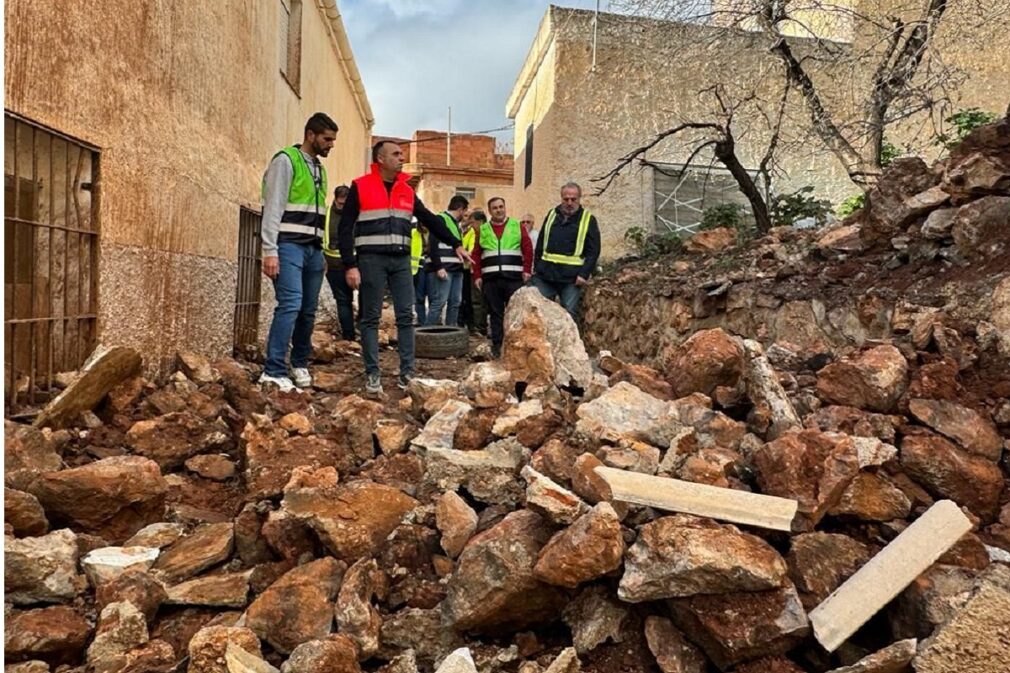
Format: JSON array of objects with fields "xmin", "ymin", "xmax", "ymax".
[
  {"xmin": 325, "ymin": 264, "xmax": 356, "ymax": 340},
  {"xmin": 425, "ymin": 270, "xmax": 464, "ymax": 326},
  {"xmin": 531, "ymin": 275, "xmax": 583, "ymax": 321},
  {"xmin": 414, "ymin": 269, "xmax": 427, "ymax": 325},
  {"xmin": 359, "ymin": 253, "xmax": 415, "ymax": 377},
  {"xmin": 264, "ymin": 241, "xmax": 325, "ymax": 377}
]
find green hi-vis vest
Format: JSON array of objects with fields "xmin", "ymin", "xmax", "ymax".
[
  {"xmin": 462, "ymin": 228, "xmax": 476, "ymax": 269},
  {"xmin": 323, "ymin": 205, "xmax": 339, "ymax": 258},
  {"xmin": 542, "ymin": 208, "xmax": 592, "ymax": 265},
  {"xmin": 435, "ymin": 212, "xmax": 463, "ymax": 271},
  {"xmin": 478, "ymin": 218, "xmax": 523, "ymax": 279},
  {"xmin": 410, "ymin": 228, "xmax": 425, "ymax": 276},
  {"xmin": 264, "ymin": 146, "xmax": 328, "ymax": 240}
]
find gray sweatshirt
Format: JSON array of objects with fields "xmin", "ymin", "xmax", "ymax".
[{"xmin": 261, "ymin": 147, "xmax": 323, "ymax": 256}]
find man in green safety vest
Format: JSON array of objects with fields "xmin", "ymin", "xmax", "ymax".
[
  {"xmin": 423, "ymin": 195, "xmax": 470, "ymax": 326},
  {"xmin": 531, "ymin": 182, "xmax": 601, "ymax": 321},
  {"xmin": 259, "ymin": 112, "xmax": 338, "ymax": 392}
]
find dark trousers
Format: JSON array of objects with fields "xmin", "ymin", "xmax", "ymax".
[
  {"xmin": 459, "ymin": 270, "xmax": 473, "ymax": 328},
  {"xmin": 482, "ymin": 275, "xmax": 523, "ymax": 351},
  {"xmin": 359, "ymin": 253, "xmax": 415, "ymax": 377},
  {"xmin": 325, "ymin": 266, "xmax": 356, "ymax": 340},
  {"xmin": 413, "ymin": 270, "xmax": 427, "ymax": 325}
]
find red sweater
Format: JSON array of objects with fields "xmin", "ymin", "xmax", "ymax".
[{"xmin": 471, "ymin": 220, "xmax": 534, "ymax": 280}]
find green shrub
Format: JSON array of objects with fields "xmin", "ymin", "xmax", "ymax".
[
  {"xmin": 623, "ymin": 226, "xmax": 683, "ymax": 258},
  {"xmin": 836, "ymin": 192, "xmax": 866, "ymax": 217},
  {"xmin": 880, "ymin": 140, "xmax": 901, "ymax": 167},
  {"xmin": 699, "ymin": 203, "xmax": 745, "ymax": 231},
  {"xmin": 935, "ymin": 107, "xmax": 999, "ymax": 149},
  {"xmin": 770, "ymin": 186, "xmax": 832, "ymax": 228}
]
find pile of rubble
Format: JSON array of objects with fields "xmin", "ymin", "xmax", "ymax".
[{"xmin": 5, "ymin": 275, "xmax": 1009, "ymax": 673}]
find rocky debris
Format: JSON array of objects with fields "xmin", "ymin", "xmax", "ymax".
[
  {"xmin": 4, "ymin": 605, "xmax": 92, "ymax": 666},
  {"xmin": 332, "ymin": 394, "xmax": 385, "ymax": 463},
  {"xmin": 435, "ymin": 491, "xmax": 478, "ymax": 559},
  {"xmin": 575, "ymin": 382, "xmax": 682, "ymax": 447},
  {"xmin": 335, "ymin": 558, "xmax": 385, "ymax": 659},
  {"xmin": 460, "ymin": 362, "xmax": 514, "ymax": 408},
  {"xmin": 661, "ymin": 328, "xmax": 744, "ymax": 397},
  {"xmin": 825, "ymin": 638, "xmax": 916, "ymax": 673},
  {"xmin": 225, "ymin": 642, "xmax": 281, "ymax": 673},
  {"xmin": 282, "ymin": 478, "xmax": 416, "ymax": 560},
  {"xmin": 815, "ymin": 345, "xmax": 908, "ymax": 413},
  {"xmin": 912, "ymin": 564, "xmax": 1010, "ymax": 673},
  {"xmin": 562, "ymin": 584, "xmax": 632, "ymax": 653},
  {"xmin": 951, "ymin": 195, "xmax": 1010, "ymax": 258},
  {"xmin": 754, "ymin": 429, "xmax": 861, "ymax": 531},
  {"xmin": 188, "ymin": 626, "xmax": 262, "ymax": 673},
  {"xmin": 443, "ymin": 510, "xmax": 566, "ymax": 633},
  {"xmin": 375, "ymin": 419, "xmax": 416, "ymax": 456},
  {"xmin": 246, "ymin": 557, "xmax": 345, "ymax": 654},
  {"xmin": 534, "ymin": 502, "xmax": 624, "ymax": 588},
  {"xmin": 242, "ymin": 415, "xmax": 351, "ymax": 499},
  {"xmin": 281, "ymin": 635, "xmax": 362, "ymax": 673},
  {"xmin": 888, "ymin": 564, "xmax": 977, "ymax": 640},
  {"xmin": 4, "ymin": 488, "xmax": 49, "ymax": 536},
  {"xmin": 126, "ymin": 411, "xmax": 231, "ymax": 470},
  {"xmin": 829, "ymin": 472, "xmax": 912, "ymax": 521},
  {"xmin": 521, "ymin": 465, "xmax": 589, "ymax": 525},
  {"xmin": 379, "ymin": 607, "xmax": 465, "ymax": 667},
  {"xmin": 185, "ymin": 453, "xmax": 238, "ymax": 481},
  {"xmin": 907, "ymin": 398, "xmax": 1002, "ymax": 460},
  {"xmin": 26, "ymin": 455, "xmax": 167, "ymax": 544},
  {"xmin": 177, "ymin": 351, "xmax": 219, "ymax": 384},
  {"xmin": 4, "ymin": 421, "xmax": 62, "ymax": 487},
  {"xmin": 502, "ymin": 287, "xmax": 594, "ymax": 390},
  {"xmin": 619, "ymin": 515, "xmax": 788, "ymax": 601},
  {"xmin": 5, "ymin": 528, "xmax": 86, "ymax": 604},
  {"xmin": 166, "ymin": 571, "xmax": 251, "ymax": 607},
  {"xmin": 434, "ymin": 648, "xmax": 478, "ymax": 673},
  {"xmin": 900, "ymin": 431, "xmax": 1003, "ymax": 520},
  {"xmin": 742, "ymin": 339, "xmax": 801, "ymax": 439},
  {"xmin": 412, "ymin": 399, "xmax": 472, "ymax": 451},
  {"xmin": 493, "ymin": 399, "xmax": 544, "ymax": 437},
  {"xmin": 644, "ymin": 616, "xmax": 707, "ymax": 673},
  {"xmin": 94, "ymin": 570, "xmax": 168, "ymax": 622},
  {"xmin": 684, "ymin": 226, "xmax": 737, "ymax": 254},
  {"xmin": 151, "ymin": 522, "xmax": 234, "ymax": 583},
  {"xmin": 86, "ymin": 600, "xmax": 149, "ymax": 672},
  {"xmin": 423, "ymin": 439, "xmax": 529, "ymax": 506},
  {"xmin": 125, "ymin": 522, "xmax": 186, "ymax": 548},
  {"xmin": 405, "ymin": 378, "xmax": 462, "ymax": 418},
  {"xmin": 787, "ymin": 532, "xmax": 871, "ymax": 607},
  {"xmin": 34, "ymin": 345, "xmax": 142, "ymax": 429},
  {"xmin": 82, "ymin": 545, "xmax": 160, "ymax": 586}
]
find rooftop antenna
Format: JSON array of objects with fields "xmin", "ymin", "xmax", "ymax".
[{"xmin": 591, "ymin": 0, "xmax": 600, "ymax": 72}]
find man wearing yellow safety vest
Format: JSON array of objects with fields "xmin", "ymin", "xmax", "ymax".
[
  {"xmin": 531, "ymin": 182, "xmax": 601, "ymax": 321},
  {"xmin": 322, "ymin": 184, "xmax": 356, "ymax": 341},
  {"xmin": 411, "ymin": 220, "xmax": 428, "ymax": 325},
  {"xmin": 423, "ymin": 195, "xmax": 470, "ymax": 326},
  {"xmin": 472, "ymin": 197, "xmax": 533, "ymax": 358},
  {"xmin": 259, "ymin": 113, "xmax": 338, "ymax": 393}
]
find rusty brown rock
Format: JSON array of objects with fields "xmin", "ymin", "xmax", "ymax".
[
  {"xmin": 816, "ymin": 345, "xmax": 908, "ymax": 412},
  {"xmin": 405, "ymin": 378, "xmax": 462, "ymax": 419},
  {"xmin": 4, "ymin": 487, "xmax": 49, "ymax": 537},
  {"xmin": 459, "ymin": 361, "xmax": 513, "ymax": 408},
  {"xmin": 34, "ymin": 345, "xmax": 142, "ymax": 429},
  {"xmin": 531, "ymin": 439, "xmax": 583, "ymax": 486},
  {"xmin": 166, "ymin": 571, "xmax": 250, "ymax": 608},
  {"xmin": 187, "ymin": 626, "xmax": 261, "ymax": 673},
  {"xmin": 906, "ymin": 358, "xmax": 963, "ymax": 401},
  {"xmin": 900, "ymin": 431, "xmax": 1003, "ymax": 520},
  {"xmin": 4, "ymin": 605, "xmax": 92, "ymax": 666},
  {"xmin": 28, "ymin": 456, "xmax": 167, "ymax": 543},
  {"xmin": 754, "ymin": 430, "xmax": 861, "ymax": 531},
  {"xmin": 452, "ymin": 407, "xmax": 497, "ymax": 451},
  {"xmin": 334, "ymin": 558, "xmax": 385, "ymax": 659},
  {"xmin": 375, "ymin": 419, "xmax": 417, "ymax": 456},
  {"xmin": 609, "ymin": 363, "xmax": 674, "ymax": 400},
  {"xmin": 126, "ymin": 410, "xmax": 228, "ymax": 470},
  {"xmin": 668, "ymin": 585, "xmax": 809, "ymax": 670},
  {"xmin": 907, "ymin": 398, "xmax": 1002, "ymax": 461},
  {"xmin": 282, "ymin": 635, "xmax": 362, "ymax": 673},
  {"xmin": 534, "ymin": 502, "xmax": 624, "ymax": 589},
  {"xmin": 177, "ymin": 351, "xmax": 218, "ymax": 384},
  {"xmin": 889, "ymin": 564, "xmax": 977, "ymax": 640},
  {"xmin": 662, "ymin": 328, "xmax": 744, "ymax": 398},
  {"xmin": 95, "ymin": 570, "xmax": 168, "ymax": 623},
  {"xmin": 246, "ymin": 557, "xmax": 345, "ymax": 654},
  {"xmin": 619, "ymin": 515, "xmax": 788, "ymax": 601},
  {"xmin": 684, "ymin": 227, "xmax": 737, "ymax": 254},
  {"xmin": 643, "ymin": 616, "xmax": 706, "ymax": 673},
  {"xmin": 283, "ymin": 479, "xmax": 417, "ymax": 561},
  {"xmin": 435, "ymin": 491, "xmax": 478, "ymax": 559},
  {"xmin": 941, "ymin": 117, "xmax": 1010, "ymax": 196},
  {"xmin": 116, "ymin": 638, "xmax": 176, "ymax": 673},
  {"xmin": 734, "ymin": 656, "xmax": 809, "ymax": 673},
  {"xmin": 787, "ymin": 532, "xmax": 871, "ymax": 607},
  {"xmin": 829, "ymin": 472, "xmax": 911, "ymax": 522},
  {"xmin": 804, "ymin": 405, "xmax": 901, "ymax": 441},
  {"xmin": 184, "ymin": 454, "xmax": 237, "ymax": 481},
  {"xmin": 443, "ymin": 510, "xmax": 566, "ymax": 633},
  {"xmin": 951, "ymin": 195, "xmax": 1010, "ymax": 258},
  {"xmin": 860, "ymin": 157, "xmax": 936, "ymax": 244},
  {"xmin": 4, "ymin": 420, "xmax": 62, "ymax": 486},
  {"xmin": 242, "ymin": 417, "xmax": 353, "ymax": 499},
  {"xmin": 151, "ymin": 522, "xmax": 233, "ymax": 584},
  {"xmin": 332, "ymin": 394, "xmax": 385, "ymax": 463},
  {"xmin": 522, "ymin": 465, "xmax": 589, "ymax": 525}
]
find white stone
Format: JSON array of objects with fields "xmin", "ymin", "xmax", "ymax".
[{"xmin": 83, "ymin": 546, "xmax": 160, "ymax": 586}]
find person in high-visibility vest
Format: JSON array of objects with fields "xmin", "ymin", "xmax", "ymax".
[
  {"xmin": 472, "ymin": 197, "xmax": 533, "ymax": 358},
  {"xmin": 458, "ymin": 211, "xmax": 480, "ymax": 332},
  {"xmin": 531, "ymin": 182, "xmax": 601, "ymax": 321},
  {"xmin": 259, "ymin": 112, "xmax": 338, "ymax": 393},
  {"xmin": 423, "ymin": 195, "xmax": 470, "ymax": 326},
  {"xmin": 322, "ymin": 184, "xmax": 356, "ymax": 341},
  {"xmin": 411, "ymin": 219, "xmax": 428, "ymax": 325}
]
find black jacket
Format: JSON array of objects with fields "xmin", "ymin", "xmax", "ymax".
[{"xmin": 533, "ymin": 205, "xmax": 600, "ymax": 282}]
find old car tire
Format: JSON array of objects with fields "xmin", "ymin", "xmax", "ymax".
[{"xmin": 414, "ymin": 326, "xmax": 469, "ymax": 359}]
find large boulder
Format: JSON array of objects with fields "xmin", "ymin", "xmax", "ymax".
[
  {"xmin": 661, "ymin": 328, "xmax": 744, "ymax": 397},
  {"xmin": 618, "ymin": 515, "xmax": 788, "ymax": 601},
  {"xmin": 443, "ymin": 510, "xmax": 566, "ymax": 633},
  {"xmin": 4, "ymin": 529, "xmax": 85, "ymax": 604},
  {"xmin": 900, "ymin": 431, "xmax": 1003, "ymax": 520},
  {"xmin": 754, "ymin": 430, "xmax": 861, "ymax": 531},
  {"xmin": 534, "ymin": 502, "xmax": 625, "ymax": 589},
  {"xmin": 27, "ymin": 456, "xmax": 167, "ymax": 543},
  {"xmin": 246, "ymin": 557, "xmax": 345, "ymax": 654},
  {"xmin": 4, "ymin": 605, "xmax": 92, "ymax": 666},
  {"xmin": 815, "ymin": 345, "xmax": 908, "ymax": 412},
  {"xmin": 501, "ymin": 287, "xmax": 594, "ymax": 389},
  {"xmin": 282, "ymin": 479, "xmax": 417, "ymax": 560}
]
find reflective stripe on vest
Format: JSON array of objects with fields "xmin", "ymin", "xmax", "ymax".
[
  {"xmin": 541, "ymin": 208, "xmax": 591, "ymax": 265},
  {"xmin": 352, "ymin": 165, "xmax": 415, "ymax": 255},
  {"xmin": 436, "ymin": 212, "xmax": 462, "ymax": 255},
  {"xmin": 479, "ymin": 218, "xmax": 523, "ymax": 277},
  {"xmin": 263, "ymin": 146, "xmax": 327, "ymax": 238},
  {"xmin": 410, "ymin": 229, "xmax": 424, "ymax": 275}
]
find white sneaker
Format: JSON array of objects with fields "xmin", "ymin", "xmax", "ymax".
[
  {"xmin": 259, "ymin": 374, "xmax": 296, "ymax": 393},
  {"xmin": 291, "ymin": 367, "xmax": 312, "ymax": 388}
]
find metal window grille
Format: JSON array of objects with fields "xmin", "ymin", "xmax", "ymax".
[
  {"xmin": 279, "ymin": 0, "xmax": 302, "ymax": 94},
  {"xmin": 4, "ymin": 113, "xmax": 100, "ymax": 417},
  {"xmin": 233, "ymin": 207, "xmax": 263, "ymax": 357},
  {"xmin": 652, "ymin": 162, "xmax": 763, "ymax": 237},
  {"xmin": 455, "ymin": 187, "xmax": 476, "ymax": 201}
]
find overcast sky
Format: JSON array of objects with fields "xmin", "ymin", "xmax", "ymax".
[{"xmin": 341, "ymin": 0, "xmax": 604, "ymax": 142}]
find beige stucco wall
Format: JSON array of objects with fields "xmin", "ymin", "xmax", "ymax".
[
  {"xmin": 509, "ymin": 6, "xmax": 1009, "ymax": 260},
  {"xmin": 5, "ymin": 0, "xmax": 371, "ymax": 371}
]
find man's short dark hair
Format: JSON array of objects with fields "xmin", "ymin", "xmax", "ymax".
[
  {"xmin": 334, "ymin": 185, "xmax": 350, "ymax": 199},
  {"xmin": 471, "ymin": 210, "xmax": 487, "ymax": 223},
  {"xmin": 372, "ymin": 140, "xmax": 399, "ymax": 163},
  {"xmin": 305, "ymin": 113, "xmax": 338, "ymax": 136},
  {"xmin": 448, "ymin": 195, "xmax": 469, "ymax": 211},
  {"xmin": 487, "ymin": 196, "xmax": 505, "ymax": 208}
]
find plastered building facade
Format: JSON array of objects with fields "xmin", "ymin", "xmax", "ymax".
[
  {"xmin": 506, "ymin": 6, "xmax": 1009, "ymax": 259},
  {"xmin": 4, "ymin": 0, "xmax": 373, "ymax": 385}
]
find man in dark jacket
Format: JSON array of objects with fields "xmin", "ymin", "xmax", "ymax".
[
  {"xmin": 531, "ymin": 182, "xmax": 601, "ymax": 321},
  {"xmin": 322, "ymin": 184, "xmax": 355, "ymax": 340}
]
